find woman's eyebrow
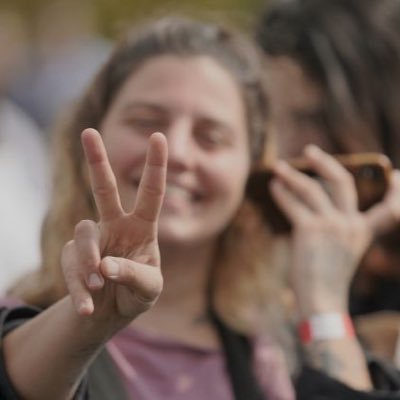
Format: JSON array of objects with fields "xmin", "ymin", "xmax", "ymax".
[{"xmin": 120, "ymin": 101, "xmax": 168, "ymax": 114}]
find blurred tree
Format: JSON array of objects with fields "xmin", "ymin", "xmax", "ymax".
[{"xmin": 0, "ymin": 0, "xmax": 267, "ymax": 38}]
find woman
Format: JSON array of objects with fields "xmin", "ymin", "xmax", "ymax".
[
  {"xmin": 256, "ymin": 0, "xmax": 400, "ymax": 353},
  {"xmin": 2, "ymin": 16, "xmax": 400, "ymax": 400}
]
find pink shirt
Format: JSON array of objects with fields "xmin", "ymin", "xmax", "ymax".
[{"xmin": 108, "ymin": 326, "xmax": 295, "ymax": 400}]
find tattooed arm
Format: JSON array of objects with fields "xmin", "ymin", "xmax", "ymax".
[{"xmin": 295, "ymin": 244, "xmax": 372, "ymax": 390}]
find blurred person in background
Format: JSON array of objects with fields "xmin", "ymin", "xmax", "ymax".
[
  {"xmin": 2, "ymin": 15, "xmax": 400, "ymax": 400},
  {"xmin": 10, "ymin": 0, "xmax": 112, "ymax": 133},
  {"xmin": 0, "ymin": 7, "xmax": 49, "ymax": 295},
  {"xmin": 256, "ymin": 0, "xmax": 400, "ymax": 363}
]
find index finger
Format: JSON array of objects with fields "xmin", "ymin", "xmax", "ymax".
[
  {"xmin": 304, "ymin": 145, "xmax": 357, "ymax": 212},
  {"xmin": 133, "ymin": 132, "xmax": 168, "ymax": 224},
  {"xmin": 81, "ymin": 128, "xmax": 124, "ymax": 221}
]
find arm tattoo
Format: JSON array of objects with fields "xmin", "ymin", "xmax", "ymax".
[
  {"xmin": 193, "ymin": 313, "xmax": 210, "ymax": 325},
  {"xmin": 305, "ymin": 342, "xmax": 345, "ymax": 376}
]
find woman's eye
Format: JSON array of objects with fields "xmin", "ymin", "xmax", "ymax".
[
  {"xmin": 196, "ymin": 129, "xmax": 231, "ymax": 149},
  {"xmin": 125, "ymin": 117, "xmax": 166, "ymax": 133}
]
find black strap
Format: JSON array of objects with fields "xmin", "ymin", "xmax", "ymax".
[
  {"xmin": 0, "ymin": 306, "xmax": 41, "ymax": 400},
  {"xmin": 87, "ymin": 349, "xmax": 129, "ymax": 400},
  {"xmin": 209, "ymin": 308, "xmax": 265, "ymax": 400}
]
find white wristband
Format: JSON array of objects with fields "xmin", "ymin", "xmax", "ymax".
[{"xmin": 298, "ymin": 313, "xmax": 355, "ymax": 344}]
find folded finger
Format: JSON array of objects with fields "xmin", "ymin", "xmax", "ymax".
[
  {"xmin": 270, "ymin": 178, "xmax": 313, "ymax": 225},
  {"xmin": 62, "ymin": 241, "xmax": 94, "ymax": 315},
  {"xmin": 273, "ymin": 161, "xmax": 333, "ymax": 214},
  {"xmin": 74, "ymin": 220, "xmax": 103, "ymax": 290},
  {"xmin": 100, "ymin": 257, "xmax": 163, "ymax": 304}
]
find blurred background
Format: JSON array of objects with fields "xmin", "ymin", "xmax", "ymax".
[{"xmin": 1, "ymin": 0, "xmax": 266, "ymax": 131}]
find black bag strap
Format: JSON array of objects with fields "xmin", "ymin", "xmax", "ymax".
[
  {"xmin": 87, "ymin": 349, "xmax": 129, "ymax": 400},
  {"xmin": 0, "ymin": 306, "xmax": 41, "ymax": 400},
  {"xmin": 209, "ymin": 307, "xmax": 265, "ymax": 400}
]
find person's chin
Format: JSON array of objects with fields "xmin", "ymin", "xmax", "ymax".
[{"xmin": 158, "ymin": 217, "xmax": 208, "ymax": 245}]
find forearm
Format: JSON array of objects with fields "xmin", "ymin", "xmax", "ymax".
[
  {"xmin": 303, "ymin": 336, "xmax": 372, "ymax": 390},
  {"xmin": 3, "ymin": 296, "xmax": 118, "ymax": 400}
]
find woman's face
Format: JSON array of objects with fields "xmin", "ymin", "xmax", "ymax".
[
  {"xmin": 264, "ymin": 56, "xmax": 379, "ymax": 160},
  {"xmin": 100, "ymin": 55, "xmax": 251, "ymax": 245},
  {"xmin": 264, "ymin": 55, "xmax": 334, "ymax": 159}
]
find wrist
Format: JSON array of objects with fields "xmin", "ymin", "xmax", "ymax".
[{"xmin": 66, "ymin": 297, "xmax": 128, "ymax": 343}]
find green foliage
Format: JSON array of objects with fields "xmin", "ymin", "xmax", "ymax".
[{"xmin": 0, "ymin": 0, "xmax": 268, "ymax": 38}]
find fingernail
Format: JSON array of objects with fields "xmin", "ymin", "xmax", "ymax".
[
  {"xmin": 88, "ymin": 273, "xmax": 103, "ymax": 288},
  {"xmin": 78, "ymin": 298, "xmax": 93, "ymax": 315},
  {"xmin": 103, "ymin": 257, "xmax": 119, "ymax": 277}
]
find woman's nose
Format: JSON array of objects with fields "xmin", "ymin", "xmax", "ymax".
[{"xmin": 166, "ymin": 122, "xmax": 194, "ymax": 170}]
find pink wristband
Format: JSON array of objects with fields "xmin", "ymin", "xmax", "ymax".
[{"xmin": 298, "ymin": 313, "xmax": 355, "ymax": 344}]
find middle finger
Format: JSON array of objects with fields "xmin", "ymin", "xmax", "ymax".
[{"xmin": 273, "ymin": 161, "xmax": 334, "ymax": 214}]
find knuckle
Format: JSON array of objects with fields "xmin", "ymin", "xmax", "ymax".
[
  {"xmin": 139, "ymin": 275, "xmax": 164, "ymax": 303},
  {"xmin": 82, "ymin": 255, "xmax": 99, "ymax": 270},
  {"xmin": 93, "ymin": 178, "xmax": 116, "ymax": 196},
  {"xmin": 141, "ymin": 183, "xmax": 164, "ymax": 197},
  {"xmin": 327, "ymin": 215, "xmax": 346, "ymax": 231},
  {"xmin": 348, "ymin": 215, "xmax": 367, "ymax": 234}
]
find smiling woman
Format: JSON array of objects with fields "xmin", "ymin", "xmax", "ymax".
[{"xmin": 2, "ymin": 14, "xmax": 400, "ymax": 400}]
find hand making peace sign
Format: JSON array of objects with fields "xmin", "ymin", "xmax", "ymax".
[{"xmin": 62, "ymin": 128, "xmax": 168, "ymax": 324}]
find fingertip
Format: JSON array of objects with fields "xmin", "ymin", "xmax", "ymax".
[
  {"xmin": 81, "ymin": 128, "xmax": 100, "ymax": 147},
  {"xmin": 82, "ymin": 127, "xmax": 99, "ymax": 137},
  {"xmin": 150, "ymin": 131, "xmax": 166, "ymax": 143},
  {"xmin": 101, "ymin": 257, "xmax": 120, "ymax": 279},
  {"xmin": 304, "ymin": 144, "xmax": 322, "ymax": 158},
  {"xmin": 77, "ymin": 297, "xmax": 94, "ymax": 316},
  {"xmin": 149, "ymin": 132, "xmax": 168, "ymax": 157}
]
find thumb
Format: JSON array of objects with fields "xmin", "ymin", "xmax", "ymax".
[
  {"xmin": 100, "ymin": 256, "xmax": 163, "ymax": 303},
  {"xmin": 365, "ymin": 170, "xmax": 400, "ymax": 235}
]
